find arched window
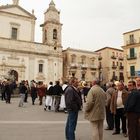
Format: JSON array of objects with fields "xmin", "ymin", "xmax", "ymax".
[{"xmin": 53, "ymin": 29, "xmax": 57, "ymax": 39}]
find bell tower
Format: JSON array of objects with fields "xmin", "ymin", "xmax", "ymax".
[
  {"xmin": 40, "ymin": 0, "xmax": 62, "ymax": 48},
  {"xmin": 12, "ymin": 0, "xmax": 19, "ymax": 5}
]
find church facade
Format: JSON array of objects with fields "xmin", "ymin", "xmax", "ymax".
[{"xmin": 0, "ymin": 0, "xmax": 63, "ymax": 83}]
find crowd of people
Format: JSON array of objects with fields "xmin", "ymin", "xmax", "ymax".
[{"xmin": 0, "ymin": 77, "xmax": 140, "ymax": 140}]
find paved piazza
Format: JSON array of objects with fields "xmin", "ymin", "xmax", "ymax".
[{"xmin": 0, "ymin": 98, "xmax": 127, "ymax": 140}]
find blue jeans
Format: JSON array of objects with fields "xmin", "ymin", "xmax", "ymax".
[{"xmin": 65, "ymin": 111, "xmax": 78, "ymax": 140}]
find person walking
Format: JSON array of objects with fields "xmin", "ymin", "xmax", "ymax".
[
  {"xmin": 19, "ymin": 80, "xmax": 27, "ymax": 107},
  {"xmin": 65, "ymin": 77, "xmax": 82, "ymax": 140},
  {"xmin": 30, "ymin": 80, "xmax": 37, "ymax": 105},
  {"xmin": 45, "ymin": 81, "xmax": 54, "ymax": 111},
  {"xmin": 124, "ymin": 80, "xmax": 140, "ymax": 140},
  {"xmin": 37, "ymin": 81, "xmax": 46, "ymax": 105},
  {"xmin": 5, "ymin": 79, "xmax": 13, "ymax": 104},
  {"xmin": 53, "ymin": 81, "xmax": 63, "ymax": 112},
  {"xmin": 84, "ymin": 79, "xmax": 106, "ymax": 140}
]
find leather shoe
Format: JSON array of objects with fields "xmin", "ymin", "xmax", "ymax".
[
  {"xmin": 105, "ymin": 128, "xmax": 113, "ymax": 130},
  {"xmin": 123, "ymin": 133, "xmax": 127, "ymax": 137},
  {"xmin": 112, "ymin": 132, "xmax": 120, "ymax": 135}
]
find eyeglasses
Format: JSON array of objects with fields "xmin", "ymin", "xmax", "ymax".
[{"xmin": 128, "ymin": 84, "xmax": 133, "ymax": 86}]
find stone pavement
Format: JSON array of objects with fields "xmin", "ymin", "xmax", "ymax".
[{"xmin": 0, "ymin": 98, "xmax": 127, "ymax": 140}]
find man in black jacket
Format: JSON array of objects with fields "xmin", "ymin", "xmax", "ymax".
[
  {"xmin": 53, "ymin": 81, "xmax": 63, "ymax": 112},
  {"xmin": 65, "ymin": 77, "xmax": 82, "ymax": 140},
  {"xmin": 124, "ymin": 80, "xmax": 140, "ymax": 140}
]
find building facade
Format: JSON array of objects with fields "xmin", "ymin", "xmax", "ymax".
[
  {"xmin": 95, "ymin": 47, "xmax": 124, "ymax": 84},
  {"xmin": 122, "ymin": 29, "xmax": 140, "ymax": 83},
  {"xmin": 63, "ymin": 48, "xmax": 99, "ymax": 82},
  {"xmin": 0, "ymin": 0, "xmax": 63, "ymax": 83}
]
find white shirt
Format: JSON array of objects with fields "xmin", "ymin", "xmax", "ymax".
[{"xmin": 116, "ymin": 90, "xmax": 124, "ymax": 109}]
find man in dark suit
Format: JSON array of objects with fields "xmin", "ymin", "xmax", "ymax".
[{"xmin": 125, "ymin": 80, "xmax": 140, "ymax": 140}]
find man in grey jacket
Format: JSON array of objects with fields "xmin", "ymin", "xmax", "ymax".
[{"xmin": 84, "ymin": 79, "xmax": 106, "ymax": 140}]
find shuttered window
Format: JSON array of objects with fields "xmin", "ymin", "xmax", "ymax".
[
  {"xmin": 11, "ymin": 27, "xmax": 18, "ymax": 39},
  {"xmin": 130, "ymin": 66, "xmax": 135, "ymax": 76},
  {"xmin": 130, "ymin": 48, "xmax": 135, "ymax": 58}
]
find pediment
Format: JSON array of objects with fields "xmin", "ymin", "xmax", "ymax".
[{"xmin": 0, "ymin": 5, "xmax": 36, "ymax": 19}]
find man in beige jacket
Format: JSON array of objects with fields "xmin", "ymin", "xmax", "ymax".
[{"xmin": 84, "ymin": 79, "xmax": 106, "ymax": 140}]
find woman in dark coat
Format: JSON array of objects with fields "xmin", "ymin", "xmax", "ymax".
[{"xmin": 30, "ymin": 81, "xmax": 37, "ymax": 105}]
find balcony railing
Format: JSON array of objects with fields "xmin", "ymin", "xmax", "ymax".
[
  {"xmin": 127, "ymin": 54, "xmax": 137, "ymax": 60},
  {"xmin": 118, "ymin": 57, "xmax": 124, "ymax": 61},
  {"xmin": 111, "ymin": 55, "xmax": 116, "ymax": 59},
  {"xmin": 98, "ymin": 56, "xmax": 102, "ymax": 60},
  {"xmin": 126, "ymin": 39, "xmax": 136, "ymax": 46},
  {"xmin": 70, "ymin": 63, "xmax": 77, "ymax": 69},
  {"xmin": 98, "ymin": 65, "xmax": 102, "ymax": 69},
  {"xmin": 90, "ymin": 65, "xmax": 97, "ymax": 70},
  {"xmin": 112, "ymin": 65, "xmax": 117, "ymax": 69},
  {"xmin": 119, "ymin": 66, "xmax": 124, "ymax": 70},
  {"xmin": 81, "ymin": 64, "xmax": 88, "ymax": 70}
]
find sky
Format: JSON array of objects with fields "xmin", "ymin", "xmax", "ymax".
[{"xmin": 1, "ymin": 0, "xmax": 140, "ymax": 51}]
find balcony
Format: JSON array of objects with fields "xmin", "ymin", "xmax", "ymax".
[
  {"xmin": 112, "ymin": 65, "xmax": 117, "ymax": 69},
  {"xmin": 70, "ymin": 63, "xmax": 77, "ymax": 69},
  {"xmin": 119, "ymin": 66, "xmax": 124, "ymax": 70},
  {"xmin": 90, "ymin": 65, "xmax": 97, "ymax": 71},
  {"xmin": 81, "ymin": 64, "xmax": 88, "ymax": 70},
  {"xmin": 98, "ymin": 65, "xmax": 102, "ymax": 69},
  {"xmin": 98, "ymin": 56, "xmax": 102, "ymax": 60},
  {"xmin": 118, "ymin": 57, "xmax": 124, "ymax": 61},
  {"xmin": 127, "ymin": 54, "xmax": 137, "ymax": 60},
  {"xmin": 126, "ymin": 39, "xmax": 136, "ymax": 46},
  {"xmin": 111, "ymin": 55, "xmax": 116, "ymax": 59}
]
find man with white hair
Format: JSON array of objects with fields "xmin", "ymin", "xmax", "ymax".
[
  {"xmin": 110, "ymin": 82, "xmax": 128, "ymax": 137},
  {"xmin": 105, "ymin": 82, "xmax": 116, "ymax": 130}
]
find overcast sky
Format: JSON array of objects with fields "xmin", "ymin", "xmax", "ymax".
[{"xmin": 1, "ymin": 0, "xmax": 140, "ymax": 51}]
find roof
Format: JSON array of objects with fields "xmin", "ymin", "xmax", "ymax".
[
  {"xmin": 123, "ymin": 28, "xmax": 140, "ymax": 35},
  {"xmin": 0, "ymin": 4, "xmax": 36, "ymax": 19},
  {"xmin": 63, "ymin": 47, "xmax": 98, "ymax": 55},
  {"xmin": 95, "ymin": 47, "xmax": 123, "ymax": 52}
]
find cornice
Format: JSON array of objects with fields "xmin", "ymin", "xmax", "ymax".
[
  {"xmin": 0, "ymin": 4, "xmax": 36, "ymax": 19},
  {"xmin": 63, "ymin": 47, "xmax": 98, "ymax": 55},
  {"xmin": 95, "ymin": 46, "xmax": 123, "ymax": 52},
  {"xmin": 0, "ymin": 11, "xmax": 36, "ymax": 21},
  {"xmin": 40, "ymin": 21, "xmax": 63, "ymax": 27}
]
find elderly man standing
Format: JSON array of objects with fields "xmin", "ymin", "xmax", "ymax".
[
  {"xmin": 65, "ymin": 77, "xmax": 82, "ymax": 140},
  {"xmin": 110, "ymin": 82, "xmax": 128, "ymax": 137},
  {"xmin": 84, "ymin": 79, "xmax": 106, "ymax": 140},
  {"xmin": 105, "ymin": 82, "xmax": 116, "ymax": 130}
]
